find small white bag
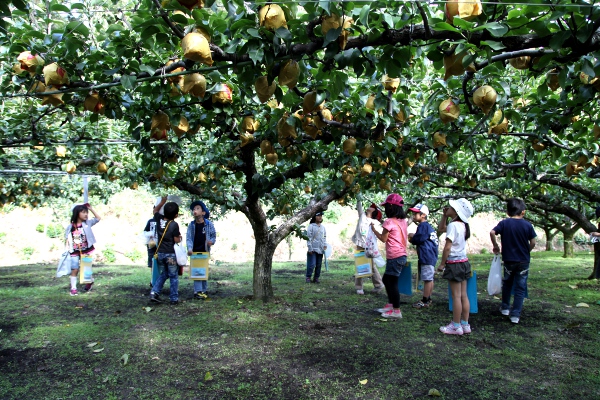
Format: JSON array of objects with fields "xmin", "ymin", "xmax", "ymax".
[
  {"xmin": 174, "ymin": 244, "xmax": 188, "ymax": 266},
  {"xmin": 364, "ymin": 229, "xmax": 381, "ymax": 259},
  {"xmin": 487, "ymin": 255, "xmax": 503, "ymax": 295},
  {"xmin": 56, "ymin": 250, "xmax": 71, "ymax": 278}
]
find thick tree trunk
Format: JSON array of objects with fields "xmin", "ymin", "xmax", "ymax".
[
  {"xmin": 543, "ymin": 228, "xmax": 555, "ymax": 251},
  {"xmin": 589, "ymin": 242, "xmax": 600, "ymax": 279},
  {"xmin": 252, "ymin": 237, "xmax": 276, "ymax": 302},
  {"xmin": 563, "ymin": 232, "xmax": 574, "ymax": 258}
]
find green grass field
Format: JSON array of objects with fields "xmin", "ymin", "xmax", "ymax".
[{"xmin": 1, "ymin": 252, "xmax": 599, "ymax": 399}]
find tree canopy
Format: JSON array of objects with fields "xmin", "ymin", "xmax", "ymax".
[{"xmin": 2, "ymin": 0, "xmax": 600, "ymax": 299}]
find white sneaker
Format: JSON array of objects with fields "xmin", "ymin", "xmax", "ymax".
[
  {"xmin": 510, "ymin": 316, "xmax": 520, "ymax": 324},
  {"xmin": 356, "ymin": 290, "xmax": 364, "ymax": 295},
  {"xmin": 500, "ymin": 307, "xmax": 510, "ymax": 316}
]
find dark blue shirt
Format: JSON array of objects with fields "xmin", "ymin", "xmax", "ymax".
[
  {"xmin": 492, "ymin": 218, "xmax": 537, "ymax": 263},
  {"xmin": 409, "ymin": 221, "xmax": 439, "ymax": 266}
]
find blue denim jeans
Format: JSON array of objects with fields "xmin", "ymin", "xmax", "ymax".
[
  {"xmin": 306, "ymin": 252, "xmax": 323, "ymax": 280},
  {"xmin": 501, "ymin": 262, "xmax": 529, "ymax": 318},
  {"xmin": 194, "ymin": 280, "xmax": 207, "ymax": 293},
  {"xmin": 152, "ymin": 253, "xmax": 179, "ymax": 302}
]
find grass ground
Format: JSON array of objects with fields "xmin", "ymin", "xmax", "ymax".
[{"xmin": 1, "ymin": 252, "xmax": 599, "ymax": 400}]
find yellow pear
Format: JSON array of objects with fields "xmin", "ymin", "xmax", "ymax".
[
  {"xmin": 472, "ymin": 85, "xmax": 497, "ymax": 114},
  {"xmin": 56, "ymin": 146, "xmax": 67, "ymax": 158},
  {"xmin": 359, "ymin": 143, "xmax": 373, "ymax": 158},
  {"xmin": 182, "ymin": 32, "xmax": 213, "ymax": 65},
  {"xmin": 439, "ymin": 99, "xmax": 460, "ymax": 123},
  {"xmin": 97, "ymin": 162, "xmax": 108, "ymax": 173},
  {"xmin": 258, "ymin": 4, "xmax": 287, "ymax": 30},
  {"xmin": 433, "ymin": 132, "xmax": 447, "ymax": 148},
  {"xmin": 342, "ymin": 138, "xmax": 357, "ymax": 155}
]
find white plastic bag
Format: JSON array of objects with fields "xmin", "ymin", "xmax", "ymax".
[
  {"xmin": 174, "ymin": 244, "xmax": 188, "ymax": 266},
  {"xmin": 373, "ymin": 255, "xmax": 386, "ymax": 268},
  {"xmin": 56, "ymin": 251, "xmax": 71, "ymax": 278},
  {"xmin": 487, "ymin": 255, "xmax": 503, "ymax": 295},
  {"xmin": 364, "ymin": 228, "xmax": 381, "ymax": 259}
]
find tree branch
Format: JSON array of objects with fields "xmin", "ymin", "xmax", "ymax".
[{"xmin": 151, "ymin": 0, "xmax": 184, "ymax": 39}]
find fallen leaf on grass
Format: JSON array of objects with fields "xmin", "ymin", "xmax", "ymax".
[
  {"xmin": 378, "ymin": 318, "xmax": 388, "ymax": 322},
  {"xmin": 576, "ymin": 303, "xmax": 590, "ymax": 308},
  {"xmin": 151, "ymin": 357, "xmax": 160, "ymax": 360},
  {"xmin": 237, "ymin": 300, "xmax": 243, "ymax": 304},
  {"xmin": 103, "ymin": 376, "xmax": 110, "ymax": 383},
  {"xmin": 428, "ymin": 388, "xmax": 441, "ymax": 396},
  {"xmin": 492, "ymin": 296, "xmax": 500, "ymax": 300},
  {"xmin": 205, "ymin": 372, "xmax": 213, "ymax": 381},
  {"xmin": 121, "ymin": 354, "xmax": 129, "ymax": 365},
  {"xmin": 144, "ymin": 307, "xmax": 152, "ymax": 312},
  {"xmin": 93, "ymin": 348, "xmax": 104, "ymax": 353},
  {"xmin": 87, "ymin": 342, "xmax": 98, "ymax": 348},
  {"xmin": 569, "ymin": 285, "xmax": 578, "ymax": 289},
  {"xmin": 359, "ymin": 379, "xmax": 368, "ymax": 385}
]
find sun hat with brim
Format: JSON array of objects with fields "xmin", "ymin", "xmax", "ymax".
[
  {"xmin": 449, "ymin": 198, "xmax": 474, "ymax": 223},
  {"xmin": 409, "ymin": 203, "xmax": 429, "ymax": 216},
  {"xmin": 190, "ymin": 200, "xmax": 210, "ymax": 219},
  {"xmin": 380, "ymin": 193, "xmax": 404, "ymax": 207}
]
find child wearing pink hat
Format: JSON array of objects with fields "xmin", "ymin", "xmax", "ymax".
[{"xmin": 370, "ymin": 193, "xmax": 408, "ymax": 319}]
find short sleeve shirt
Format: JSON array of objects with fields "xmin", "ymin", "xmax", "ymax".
[
  {"xmin": 493, "ymin": 218, "xmax": 537, "ymax": 262},
  {"xmin": 382, "ymin": 218, "xmax": 407, "ymax": 259},
  {"xmin": 446, "ymin": 221, "xmax": 467, "ymax": 261},
  {"xmin": 156, "ymin": 219, "xmax": 181, "ymax": 254}
]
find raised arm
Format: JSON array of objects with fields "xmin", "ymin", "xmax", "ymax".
[
  {"xmin": 153, "ymin": 195, "xmax": 167, "ymax": 215},
  {"xmin": 87, "ymin": 204, "xmax": 101, "ymax": 221}
]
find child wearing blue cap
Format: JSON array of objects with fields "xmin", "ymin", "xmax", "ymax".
[{"xmin": 186, "ymin": 200, "xmax": 216, "ymax": 299}]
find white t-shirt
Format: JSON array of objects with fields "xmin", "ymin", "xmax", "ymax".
[{"xmin": 446, "ymin": 221, "xmax": 467, "ymax": 261}]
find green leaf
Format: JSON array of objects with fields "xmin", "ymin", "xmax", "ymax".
[
  {"xmin": 12, "ymin": 0, "xmax": 27, "ymax": 11},
  {"xmin": 323, "ymin": 27, "xmax": 341, "ymax": 47},
  {"xmin": 120, "ymin": 75, "xmax": 137, "ymax": 90},
  {"xmin": 549, "ymin": 31, "xmax": 571, "ymax": 51},
  {"xmin": 141, "ymin": 26, "xmax": 160, "ymax": 42},
  {"xmin": 581, "ymin": 59, "xmax": 595, "ymax": 78},
  {"xmin": 481, "ymin": 40, "xmax": 506, "ymax": 51},
  {"xmin": 452, "ymin": 18, "xmax": 474, "ymax": 31},
  {"xmin": 383, "ymin": 13, "xmax": 394, "ymax": 29},
  {"xmin": 482, "ymin": 22, "xmax": 508, "ymax": 37},
  {"xmin": 230, "ymin": 19, "xmax": 255, "ymax": 32},
  {"xmin": 50, "ymin": 4, "xmax": 70, "ymax": 12},
  {"xmin": 65, "ymin": 21, "xmax": 89, "ymax": 37},
  {"xmin": 246, "ymin": 28, "xmax": 261, "ymax": 39},
  {"xmin": 120, "ymin": 353, "xmax": 129, "ymax": 365},
  {"xmin": 248, "ymin": 47, "xmax": 264, "ymax": 65},
  {"xmin": 274, "ymin": 27, "xmax": 292, "ymax": 43},
  {"xmin": 318, "ymin": 1, "xmax": 331, "ymax": 14},
  {"xmin": 358, "ymin": 5, "xmax": 370, "ymax": 27},
  {"xmin": 433, "ymin": 22, "xmax": 461, "ymax": 34},
  {"xmin": 139, "ymin": 65, "xmax": 156, "ymax": 75}
]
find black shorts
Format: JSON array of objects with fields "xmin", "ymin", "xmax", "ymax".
[{"xmin": 442, "ymin": 261, "xmax": 472, "ymax": 282}]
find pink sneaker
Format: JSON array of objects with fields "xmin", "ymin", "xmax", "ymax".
[
  {"xmin": 381, "ymin": 309, "xmax": 402, "ymax": 319},
  {"xmin": 70, "ymin": 289, "xmax": 78, "ymax": 296},
  {"xmin": 461, "ymin": 323, "xmax": 472, "ymax": 334},
  {"xmin": 440, "ymin": 322, "xmax": 463, "ymax": 335},
  {"xmin": 375, "ymin": 303, "xmax": 393, "ymax": 313}
]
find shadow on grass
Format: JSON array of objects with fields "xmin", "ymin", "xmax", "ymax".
[{"xmin": 1, "ymin": 253, "xmax": 600, "ymax": 399}]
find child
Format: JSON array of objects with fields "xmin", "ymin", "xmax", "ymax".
[
  {"xmin": 65, "ymin": 203, "xmax": 101, "ymax": 296},
  {"xmin": 371, "ymin": 193, "xmax": 408, "ymax": 319},
  {"xmin": 149, "ymin": 202, "xmax": 182, "ymax": 305},
  {"xmin": 351, "ymin": 198, "xmax": 384, "ymax": 294},
  {"xmin": 436, "ymin": 198, "xmax": 474, "ymax": 335},
  {"xmin": 408, "ymin": 204, "xmax": 439, "ymax": 308},
  {"xmin": 306, "ymin": 212, "xmax": 327, "ymax": 283},
  {"xmin": 186, "ymin": 200, "xmax": 216, "ymax": 299},
  {"xmin": 490, "ymin": 198, "xmax": 536, "ymax": 324}
]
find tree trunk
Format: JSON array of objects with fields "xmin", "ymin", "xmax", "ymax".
[
  {"xmin": 543, "ymin": 228, "xmax": 555, "ymax": 251},
  {"xmin": 563, "ymin": 232, "xmax": 574, "ymax": 258},
  {"xmin": 252, "ymin": 237, "xmax": 276, "ymax": 302},
  {"xmin": 589, "ymin": 242, "xmax": 600, "ymax": 279}
]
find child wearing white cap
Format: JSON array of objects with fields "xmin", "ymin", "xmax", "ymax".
[
  {"xmin": 436, "ymin": 198, "xmax": 474, "ymax": 335},
  {"xmin": 408, "ymin": 204, "xmax": 439, "ymax": 309}
]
